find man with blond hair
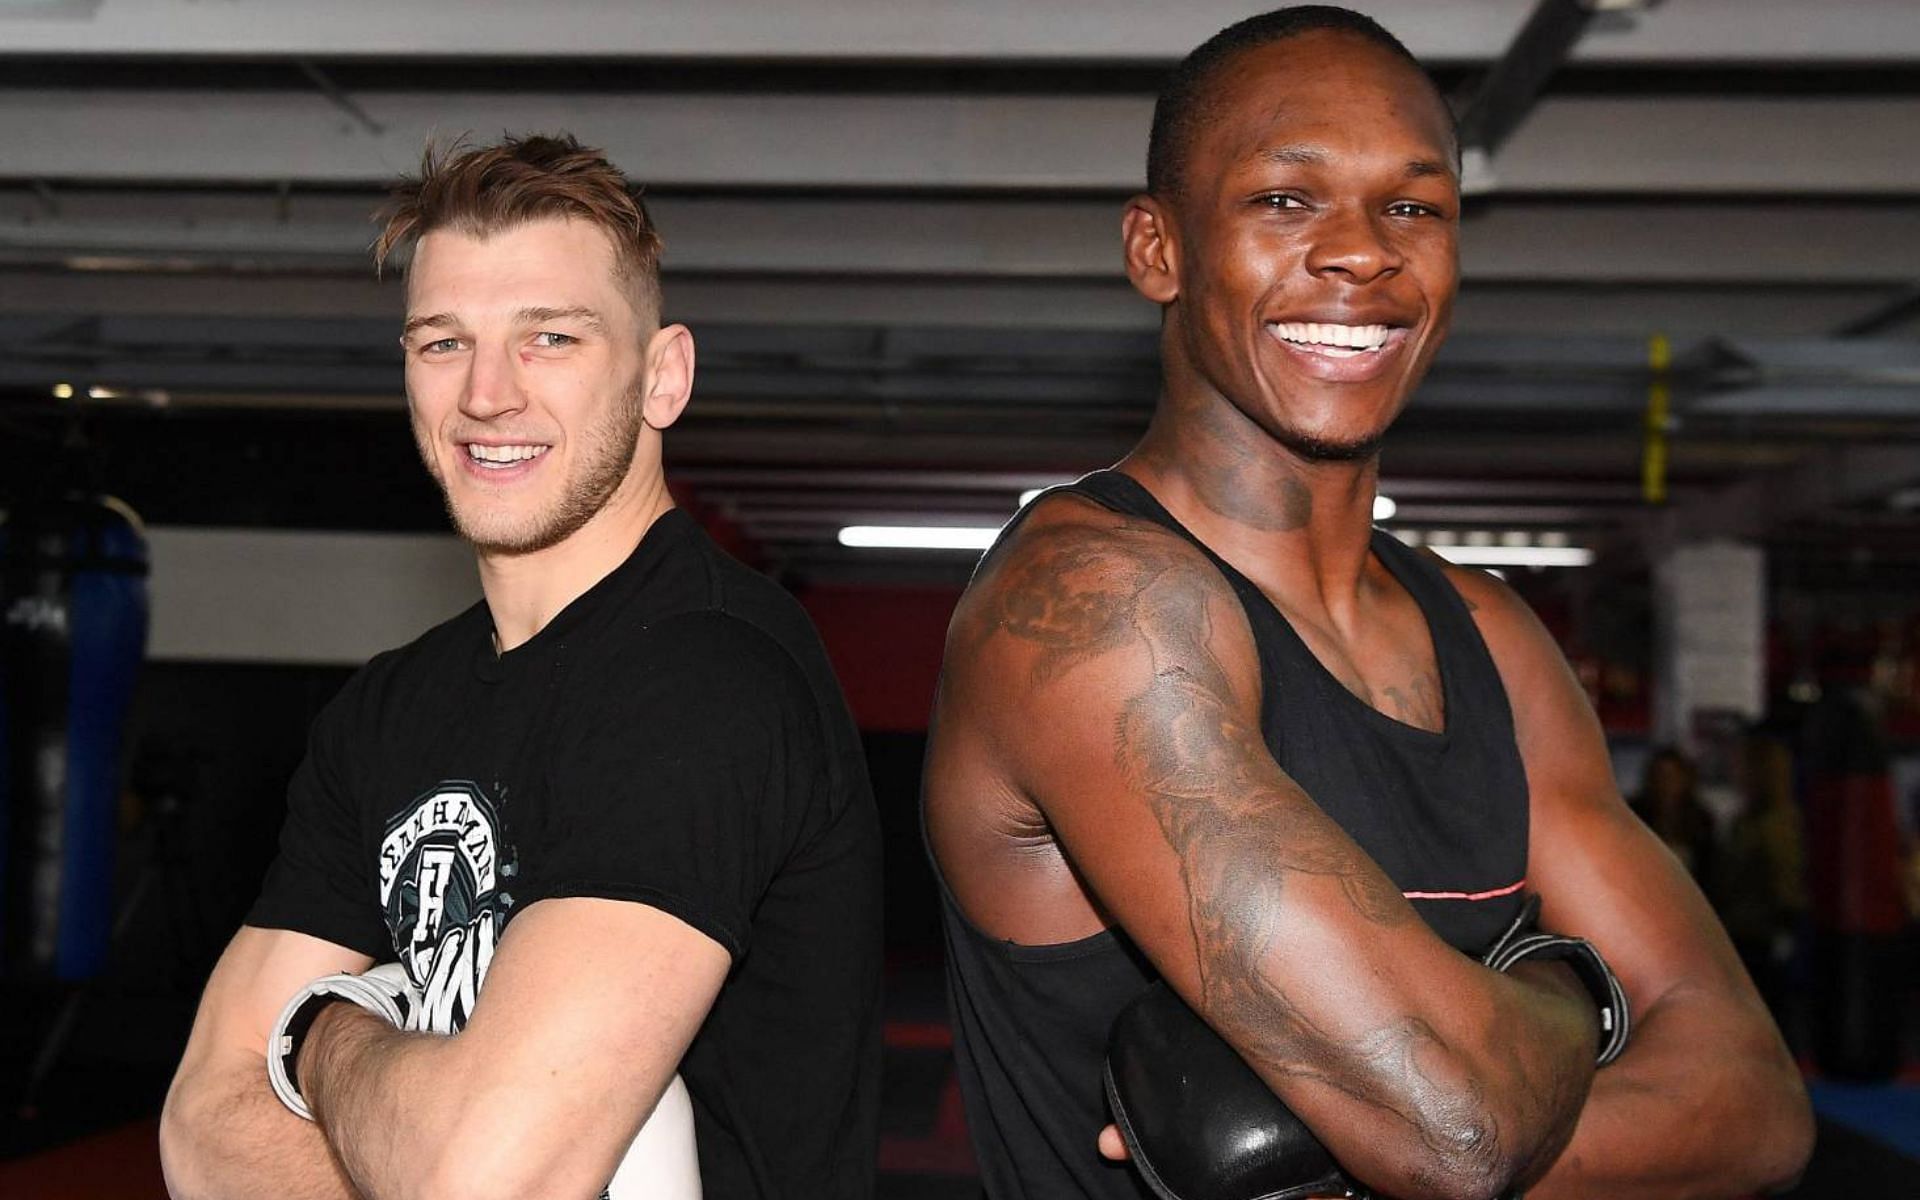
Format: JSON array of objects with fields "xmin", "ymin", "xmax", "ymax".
[{"xmin": 160, "ymin": 134, "xmax": 882, "ymax": 1200}]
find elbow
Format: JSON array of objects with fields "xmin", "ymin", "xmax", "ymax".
[
  {"xmin": 1702, "ymin": 1025, "xmax": 1815, "ymax": 1195},
  {"xmin": 1352, "ymin": 1101, "xmax": 1525, "ymax": 1200},
  {"xmin": 1749, "ymin": 1067, "xmax": 1816, "ymax": 1192},
  {"xmin": 158, "ymin": 1081, "xmax": 214, "ymax": 1200},
  {"xmin": 1370, "ymin": 1064, "xmax": 1589, "ymax": 1200},
  {"xmin": 1407, "ymin": 1121, "xmax": 1523, "ymax": 1200}
]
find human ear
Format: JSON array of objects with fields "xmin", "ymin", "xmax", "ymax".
[
  {"xmin": 640, "ymin": 324, "xmax": 695, "ymax": 431},
  {"xmin": 1122, "ymin": 194, "xmax": 1180, "ymax": 305}
]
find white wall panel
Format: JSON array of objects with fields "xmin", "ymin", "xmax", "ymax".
[{"xmin": 146, "ymin": 527, "xmax": 477, "ymax": 665}]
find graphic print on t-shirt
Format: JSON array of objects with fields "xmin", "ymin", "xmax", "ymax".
[{"xmin": 378, "ymin": 781, "xmax": 512, "ymax": 1033}]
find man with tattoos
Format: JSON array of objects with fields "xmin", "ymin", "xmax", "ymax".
[{"xmin": 922, "ymin": 8, "xmax": 1812, "ymax": 1199}]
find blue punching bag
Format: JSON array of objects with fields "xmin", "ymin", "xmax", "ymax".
[{"xmin": 0, "ymin": 494, "xmax": 149, "ymax": 981}]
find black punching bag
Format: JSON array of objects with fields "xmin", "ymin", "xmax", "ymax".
[
  {"xmin": 0, "ymin": 494, "xmax": 149, "ymax": 982},
  {"xmin": 1802, "ymin": 674, "xmax": 1907, "ymax": 1083}
]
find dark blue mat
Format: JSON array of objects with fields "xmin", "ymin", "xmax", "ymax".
[{"xmin": 1808, "ymin": 1080, "xmax": 1920, "ymax": 1160}]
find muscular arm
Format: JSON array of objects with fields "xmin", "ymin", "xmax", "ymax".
[
  {"xmin": 1452, "ymin": 566, "xmax": 1814, "ymax": 1197},
  {"xmin": 160, "ymin": 927, "xmax": 372, "ymax": 1200},
  {"xmin": 953, "ymin": 511, "xmax": 1600, "ymax": 1200},
  {"xmin": 298, "ymin": 897, "xmax": 728, "ymax": 1200}
]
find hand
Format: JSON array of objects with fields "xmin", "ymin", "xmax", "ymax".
[{"xmin": 1098, "ymin": 1123, "xmax": 1129, "ymax": 1161}]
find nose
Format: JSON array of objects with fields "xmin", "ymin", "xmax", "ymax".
[
  {"xmin": 1304, "ymin": 205, "xmax": 1403, "ymax": 285},
  {"xmin": 458, "ymin": 340, "xmax": 527, "ymax": 421}
]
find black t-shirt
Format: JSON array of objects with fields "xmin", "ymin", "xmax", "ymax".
[{"xmin": 249, "ymin": 509, "xmax": 882, "ymax": 1199}]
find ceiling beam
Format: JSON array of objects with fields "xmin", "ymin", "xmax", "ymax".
[
  {"xmin": 4, "ymin": 89, "xmax": 1917, "ymax": 195},
  {"xmin": 0, "ymin": 1, "xmax": 1911, "ymax": 63},
  {"xmin": 1833, "ymin": 284, "xmax": 1920, "ymax": 338},
  {"xmin": 1643, "ymin": 441, "xmax": 1920, "ymax": 553},
  {"xmin": 6, "ymin": 195, "xmax": 1917, "ymax": 285},
  {"xmin": 1457, "ymin": 0, "xmax": 1610, "ymax": 159}
]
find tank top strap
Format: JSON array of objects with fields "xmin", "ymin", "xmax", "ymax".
[
  {"xmin": 1053, "ymin": 470, "xmax": 1303, "ymax": 705},
  {"xmin": 1366, "ymin": 530, "xmax": 1516, "ymax": 722},
  {"xmin": 1056, "ymin": 470, "xmax": 1273, "ymax": 605}
]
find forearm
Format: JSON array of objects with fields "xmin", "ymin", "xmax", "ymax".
[
  {"xmin": 1526, "ymin": 986, "xmax": 1812, "ymax": 1199},
  {"xmin": 1219, "ymin": 884, "xmax": 1599, "ymax": 1198},
  {"xmin": 1352, "ymin": 961, "xmax": 1597, "ymax": 1194},
  {"xmin": 299, "ymin": 1003, "xmax": 465, "ymax": 1200},
  {"xmin": 1489, "ymin": 959, "xmax": 1603, "ymax": 1180},
  {"xmin": 160, "ymin": 1064, "xmax": 362, "ymax": 1200}
]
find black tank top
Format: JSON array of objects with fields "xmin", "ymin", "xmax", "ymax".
[{"xmin": 931, "ymin": 470, "xmax": 1532, "ymax": 1199}]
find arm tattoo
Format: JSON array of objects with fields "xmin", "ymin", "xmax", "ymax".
[{"xmin": 979, "ymin": 519, "xmax": 1505, "ymax": 1178}]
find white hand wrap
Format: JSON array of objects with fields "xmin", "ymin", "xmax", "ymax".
[{"xmin": 267, "ymin": 963, "xmax": 422, "ymax": 1121}]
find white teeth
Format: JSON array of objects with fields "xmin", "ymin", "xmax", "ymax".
[
  {"xmin": 466, "ymin": 443, "xmax": 547, "ymax": 465},
  {"xmin": 1270, "ymin": 322, "xmax": 1391, "ymax": 350}
]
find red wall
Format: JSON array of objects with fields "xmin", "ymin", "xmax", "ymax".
[{"xmin": 798, "ymin": 585, "xmax": 964, "ymax": 732}]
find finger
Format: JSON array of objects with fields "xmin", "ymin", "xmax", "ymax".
[{"xmin": 1098, "ymin": 1124, "xmax": 1130, "ymax": 1161}]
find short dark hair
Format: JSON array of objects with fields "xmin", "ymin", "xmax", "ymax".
[
  {"xmin": 375, "ymin": 133, "xmax": 664, "ymax": 321},
  {"xmin": 1146, "ymin": 6, "xmax": 1444, "ymax": 199}
]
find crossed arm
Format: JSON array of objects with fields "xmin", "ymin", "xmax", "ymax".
[
  {"xmin": 954, "ymin": 513, "xmax": 1603, "ymax": 1200},
  {"xmin": 1451, "ymin": 566, "xmax": 1812, "ymax": 1197},
  {"xmin": 160, "ymin": 898, "xmax": 728, "ymax": 1200}
]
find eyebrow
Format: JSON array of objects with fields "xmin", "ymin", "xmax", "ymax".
[
  {"xmin": 401, "ymin": 312, "xmax": 459, "ymax": 338},
  {"xmin": 515, "ymin": 305, "xmax": 609, "ymax": 333},
  {"xmin": 1256, "ymin": 144, "xmax": 1329, "ymax": 166},
  {"xmin": 1254, "ymin": 143, "xmax": 1456, "ymax": 180},
  {"xmin": 401, "ymin": 306, "xmax": 610, "ymax": 340}
]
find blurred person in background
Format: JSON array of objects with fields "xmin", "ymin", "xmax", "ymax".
[
  {"xmin": 1631, "ymin": 747, "xmax": 1717, "ymax": 881},
  {"xmin": 1706, "ymin": 733, "xmax": 1807, "ymax": 1025}
]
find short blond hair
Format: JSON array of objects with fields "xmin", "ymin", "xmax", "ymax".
[{"xmin": 375, "ymin": 133, "xmax": 663, "ymax": 320}]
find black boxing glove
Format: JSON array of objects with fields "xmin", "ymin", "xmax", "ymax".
[
  {"xmin": 1104, "ymin": 980, "xmax": 1364, "ymax": 1200},
  {"xmin": 1103, "ymin": 896, "xmax": 1631, "ymax": 1200}
]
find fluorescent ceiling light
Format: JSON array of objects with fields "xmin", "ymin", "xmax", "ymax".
[
  {"xmin": 838, "ymin": 525, "xmax": 1000, "ymax": 551},
  {"xmin": 1021, "ymin": 487, "xmax": 1394, "ymax": 519},
  {"xmin": 1428, "ymin": 545, "xmax": 1593, "ymax": 568}
]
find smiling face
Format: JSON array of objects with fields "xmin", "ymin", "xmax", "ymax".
[
  {"xmin": 402, "ymin": 216, "xmax": 654, "ymax": 555},
  {"xmin": 1139, "ymin": 30, "xmax": 1460, "ymax": 461}
]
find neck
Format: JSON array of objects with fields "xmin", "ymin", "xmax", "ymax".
[
  {"xmin": 476, "ymin": 466, "xmax": 674, "ymax": 653},
  {"xmin": 1123, "ymin": 390, "xmax": 1384, "ymax": 613}
]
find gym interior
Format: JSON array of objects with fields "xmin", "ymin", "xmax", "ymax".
[{"xmin": 2, "ymin": 2, "xmax": 1917, "ymax": 1196}]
